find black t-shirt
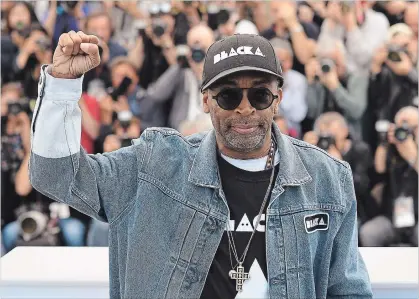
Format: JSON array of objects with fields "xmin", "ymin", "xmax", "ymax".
[{"xmin": 201, "ymin": 155, "xmax": 278, "ymax": 299}]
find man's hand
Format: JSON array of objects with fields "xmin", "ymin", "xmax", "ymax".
[
  {"xmin": 327, "ymin": 145, "xmax": 343, "ymax": 160},
  {"xmin": 370, "ymin": 46, "xmax": 388, "ymax": 74},
  {"xmin": 385, "ymin": 52, "xmax": 413, "ymax": 76},
  {"xmin": 305, "ymin": 58, "xmax": 320, "ymax": 84},
  {"xmin": 303, "ymin": 131, "xmax": 318, "ymax": 145},
  {"xmin": 279, "ymin": 2, "xmax": 299, "ymax": 29},
  {"xmin": 320, "ymin": 66, "xmax": 340, "ymax": 91},
  {"xmin": 52, "ymin": 31, "xmax": 100, "ymax": 79}
]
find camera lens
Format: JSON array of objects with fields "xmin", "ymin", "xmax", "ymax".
[
  {"xmin": 191, "ymin": 48, "xmax": 205, "ymax": 63},
  {"xmin": 394, "ymin": 127, "xmax": 409, "ymax": 142},
  {"xmin": 153, "ymin": 24, "xmax": 165, "ymax": 37},
  {"xmin": 321, "ymin": 64, "xmax": 331, "ymax": 73}
]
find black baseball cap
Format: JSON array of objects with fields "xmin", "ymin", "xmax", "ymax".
[{"xmin": 200, "ymin": 34, "xmax": 284, "ymax": 92}]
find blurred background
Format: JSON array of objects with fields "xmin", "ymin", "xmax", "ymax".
[{"xmin": 1, "ymin": 0, "xmax": 418, "ymax": 255}]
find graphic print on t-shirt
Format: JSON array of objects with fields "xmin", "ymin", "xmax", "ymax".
[
  {"xmin": 201, "ymin": 156, "xmax": 278, "ymax": 299},
  {"xmin": 227, "ymin": 213, "xmax": 269, "ymax": 299}
]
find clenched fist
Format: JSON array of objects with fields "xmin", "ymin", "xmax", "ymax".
[{"xmin": 51, "ymin": 31, "xmax": 100, "ymax": 79}]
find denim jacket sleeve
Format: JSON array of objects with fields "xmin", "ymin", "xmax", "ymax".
[
  {"xmin": 327, "ymin": 164, "xmax": 373, "ymax": 298},
  {"xmin": 29, "ymin": 65, "xmax": 142, "ymax": 224}
]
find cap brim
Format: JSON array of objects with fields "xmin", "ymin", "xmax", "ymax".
[{"xmin": 201, "ymin": 66, "xmax": 284, "ymax": 92}]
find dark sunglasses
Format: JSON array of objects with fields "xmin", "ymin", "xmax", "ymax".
[{"xmin": 211, "ymin": 87, "xmax": 278, "ymax": 111}]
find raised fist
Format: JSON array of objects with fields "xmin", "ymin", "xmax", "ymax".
[{"xmin": 51, "ymin": 31, "xmax": 100, "ymax": 79}]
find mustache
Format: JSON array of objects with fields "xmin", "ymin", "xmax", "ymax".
[{"xmin": 225, "ymin": 117, "xmax": 266, "ymax": 127}]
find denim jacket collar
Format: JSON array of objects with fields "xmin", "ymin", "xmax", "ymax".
[{"xmin": 188, "ymin": 123, "xmax": 312, "ymax": 189}]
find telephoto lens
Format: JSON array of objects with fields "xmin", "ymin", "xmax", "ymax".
[{"xmin": 320, "ymin": 59, "xmax": 335, "ymax": 73}]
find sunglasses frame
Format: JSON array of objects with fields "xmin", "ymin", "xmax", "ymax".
[{"xmin": 211, "ymin": 87, "xmax": 279, "ymax": 111}]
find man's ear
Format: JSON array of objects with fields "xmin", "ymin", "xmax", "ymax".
[
  {"xmin": 273, "ymin": 89, "xmax": 283, "ymax": 114},
  {"xmin": 203, "ymin": 91, "xmax": 210, "ymax": 113}
]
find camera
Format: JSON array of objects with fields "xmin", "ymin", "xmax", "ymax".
[
  {"xmin": 14, "ymin": 202, "xmax": 60, "ymax": 246},
  {"xmin": 152, "ymin": 19, "xmax": 167, "ymax": 37},
  {"xmin": 111, "ymin": 76, "xmax": 132, "ymax": 101},
  {"xmin": 317, "ymin": 134, "xmax": 336, "ymax": 151},
  {"xmin": 118, "ymin": 110, "xmax": 133, "ymax": 130},
  {"xmin": 190, "ymin": 46, "xmax": 206, "ymax": 63},
  {"xmin": 394, "ymin": 121, "xmax": 413, "ymax": 142},
  {"xmin": 387, "ymin": 45, "xmax": 406, "ymax": 62},
  {"xmin": 176, "ymin": 45, "xmax": 190, "ymax": 68},
  {"xmin": 120, "ymin": 138, "xmax": 132, "ymax": 148},
  {"xmin": 36, "ymin": 36, "xmax": 52, "ymax": 51},
  {"xmin": 375, "ymin": 119, "xmax": 390, "ymax": 144},
  {"xmin": 7, "ymin": 99, "xmax": 31, "ymax": 116},
  {"xmin": 133, "ymin": 19, "xmax": 147, "ymax": 37},
  {"xmin": 320, "ymin": 59, "xmax": 335, "ymax": 73}
]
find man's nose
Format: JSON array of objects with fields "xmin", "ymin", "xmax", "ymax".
[{"xmin": 234, "ymin": 90, "xmax": 255, "ymax": 115}]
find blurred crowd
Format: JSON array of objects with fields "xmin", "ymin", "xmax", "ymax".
[{"xmin": 1, "ymin": 0, "xmax": 418, "ymax": 255}]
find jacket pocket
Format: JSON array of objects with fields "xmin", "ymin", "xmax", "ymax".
[{"xmin": 269, "ymin": 204, "xmax": 345, "ymax": 299}]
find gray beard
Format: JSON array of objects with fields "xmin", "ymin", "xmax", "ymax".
[{"xmin": 219, "ymin": 125, "xmax": 268, "ymax": 153}]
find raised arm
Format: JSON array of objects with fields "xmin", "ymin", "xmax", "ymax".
[{"xmin": 29, "ymin": 31, "xmax": 142, "ymax": 224}]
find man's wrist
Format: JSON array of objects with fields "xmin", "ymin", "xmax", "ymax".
[{"xmin": 48, "ymin": 65, "xmax": 80, "ymax": 79}]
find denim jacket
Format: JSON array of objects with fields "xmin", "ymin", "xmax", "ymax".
[{"xmin": 29, "ymin": 65, "xmax": 372, "ymax": 299}]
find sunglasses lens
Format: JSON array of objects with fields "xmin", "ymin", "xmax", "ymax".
[
  {"xmin": 216, "ymin": 88, "xmax": 242, "ymax": 110},
  {"xmin": 248, "ymin": 88, "xmax": 274, "ymax": 110}
]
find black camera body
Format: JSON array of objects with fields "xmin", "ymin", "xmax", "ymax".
[
  {"xmin": 176, "ymin": 45, "xmax": 190, "ymax": 68},
  {"xmin": 387, "ymin": 45, "xmax": 407, "ymax": 62},
  {"xmin": 320, "ymin": 59, "xmax": 335, "ymax": 73},
  {"xmin": 394, "ymin": 122, "xmax": 413, "ymax": 142},
  {"xmin": 317, "ymin": 134, "xmax": 336, "ymax": 151},
  {"xmin": 35, "ymin": 36, "xmax": 52, "ymax": 51},
  {"xmin": 375, "ymin": 119, "xmax": 390, "ymax": 145},
  {"xmin": 7, "ymin": 99, "xmax": 31, "ymax": 116},
  {"xmin": 111, "ymin": 76, "xmax": 132, "ymax": 101}
]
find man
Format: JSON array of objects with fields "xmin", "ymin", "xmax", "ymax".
[
  {"xmin": 318, "ymin": 0, "xmax": 389, "ymax": 75},
  {"xmin": 139, "ymin": 24, "xmax": 214, "ymax": 131},
  {"xmin": 304, "ymin": 38, "xmax": 368, "ymax": 139},
  {"xmin": 270, "ymin": 38, "xmax": 307, "ymax": 137},
  {"xmin": 363, "ymin": 106, "xmax": 418, "ymax": 246},
  {"xmin": 365, "ymin": 23, "xmax": 418, "ymax": 151},
  {"xmin": 84, "ymin": 12, "xmax": 127, "ymax": 62},
  {"xmin": 29, "ymin": 31, "xmax": 372, "ymax": 298},
  {"xmin": 303, "ymin": 112, "xmax": 376, "ymax": 225}
]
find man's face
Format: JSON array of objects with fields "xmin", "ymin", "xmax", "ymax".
[
  {"xmin": 111, "ymin": 63, "xmax": 139, "ymax": 94},
  {"xmin": 87, "ymin": 15, "xmax": 111, "ymax": 43},
  {"xmin": 203, "ymin": 72, "xmax": 282, "ymax": 154},
  {"xmin": 274, "ymin": 48, "xmax": 292, "ymax": 73}
]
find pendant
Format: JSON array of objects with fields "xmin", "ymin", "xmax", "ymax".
[{"xmin": 229, "ymin": 262, "xmax": 250, "ymax": 292}]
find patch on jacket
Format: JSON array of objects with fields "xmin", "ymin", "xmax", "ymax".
[{"xmin": 304, "ymin": 213, "xmax": 329, "ymax": 233}]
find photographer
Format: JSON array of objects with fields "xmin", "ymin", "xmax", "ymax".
[
  {"xmin": 139, "ymin": 24, "xmax": 214, "ymax": 131},
  {"xmin": 305, "ymin": 38, "xmax": 368, "ymax": 139},
  {"xmin": 84, "ymin": 12, "xmax": 127, "ymax": 63},
  {"xmin": 1, "ymin": 2, "xmax": 49, "ymax": 85},
  {"xmin": 361, "ymin": 106, "xmax": 418, "ymax": 246},
  {"xmin": 96, "ymin": 57, "xmax": 143, "ymax": 151},
  {"xmin": 262, "ymin": 1, "xmax": 318, "ymax": 75},
  {"xmin": 1, "ymin": 83, "xmax": 87, "ymax": 252},
  {"xmin": 138, "ymin": 5, "xmax": 177, "ymax": 89},
  {"xmin": 318, "ymin": 0, "xmax": 389, "ymax": 75},
  {"xmin": 271, "ymin": 38, "xmax": 307, "ymax": 137},
  {"xmin": 303, "ymin": 112, "xmax": 376, "ymax": 223},
  {"xmin": 365, "ymin": 23, "xmax": 418, "ymax": 151}
]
